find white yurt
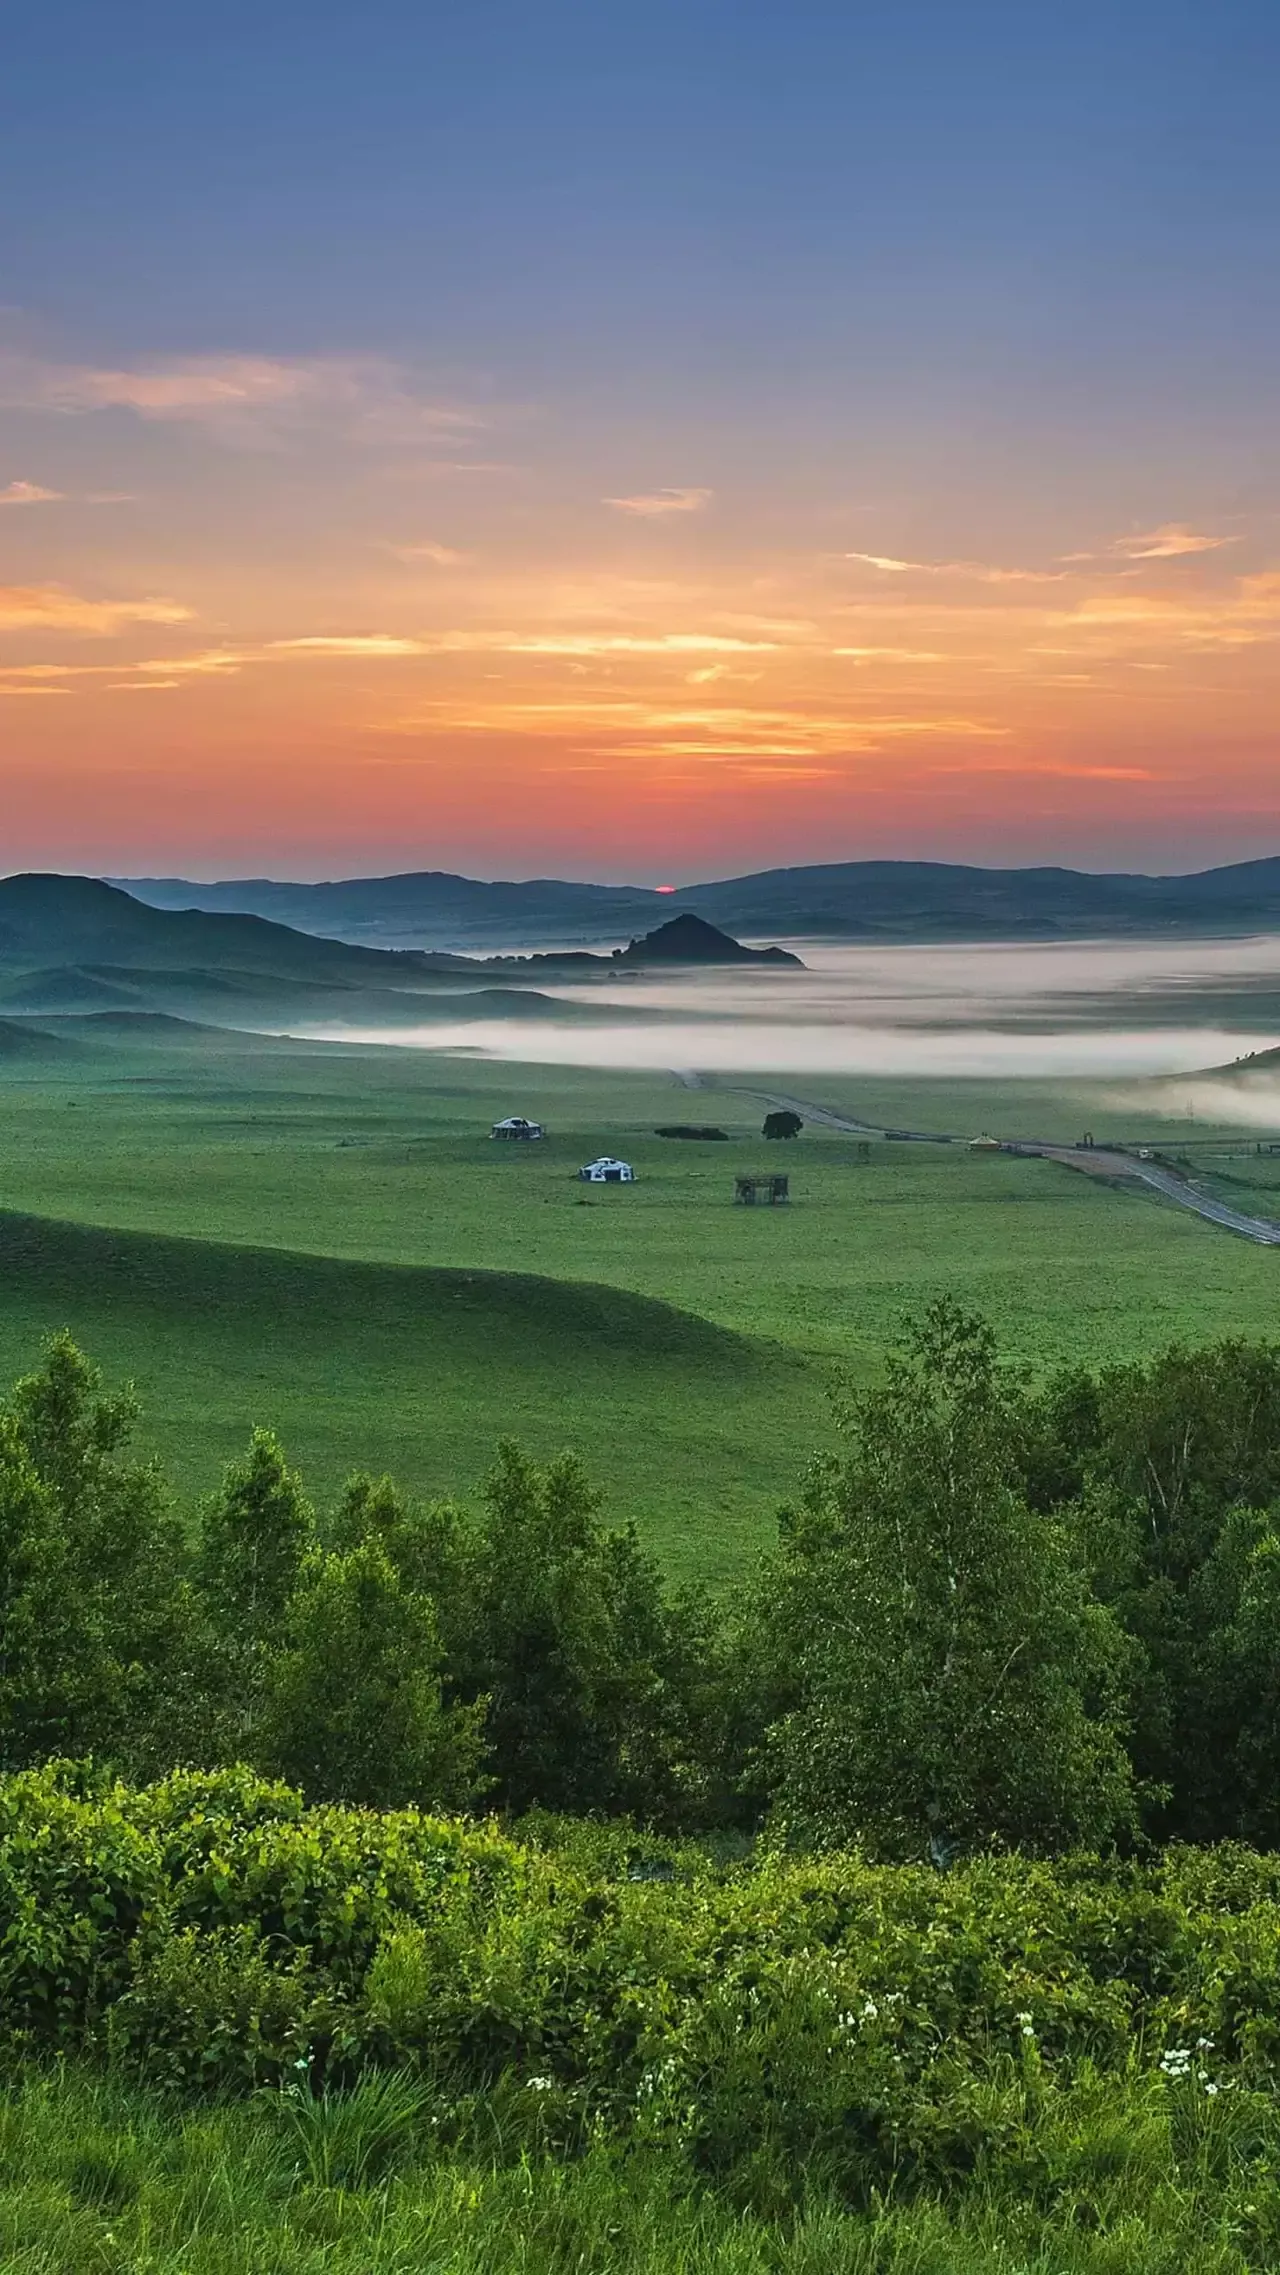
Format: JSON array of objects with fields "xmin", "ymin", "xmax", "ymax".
[{"xmin": 578, "ymin": 1156, "xmax": 635, "ymax": 1183}]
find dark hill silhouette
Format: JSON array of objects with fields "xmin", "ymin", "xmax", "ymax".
[
  {"xmin": 481, "ymin": 912, "xmax": 804, "ymax": 975},
  {"xmin": 615, "ymin": 913, "xmax": 802, "ymax": 966},
  {"xmin": 0, "ymin": 874, "xmax": 465, "ymax": 985}
]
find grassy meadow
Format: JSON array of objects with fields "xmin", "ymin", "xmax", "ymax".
[
  {"xmin": 1, "ymin": 1026, "xmax": 1278, "ymax": 1577},
  {"xmin": 0, "ymin": 2061, "xmax": 1271, "ymax": 2275}
]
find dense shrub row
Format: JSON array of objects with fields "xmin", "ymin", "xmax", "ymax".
[{"xmin": 5, "ymin": 1762, "xmax": 1280, "ymax": 2207}]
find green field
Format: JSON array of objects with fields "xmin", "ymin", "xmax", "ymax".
[{"xmin": 1, "ymin": 1028, "xmax": 1278, "ymax": 1578}]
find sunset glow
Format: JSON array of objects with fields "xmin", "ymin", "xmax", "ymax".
[{"xmin": 3, "ymin": 4, "xmax": 1277, "ymax": 881}]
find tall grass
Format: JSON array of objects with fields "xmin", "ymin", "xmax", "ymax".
[{"xmin": 0, "ymin": 2063, "xmax": 1274, "ymax": 2273}]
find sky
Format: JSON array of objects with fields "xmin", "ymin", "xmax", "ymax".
[{"xmin": 2, "ymin": 0, "xmax": 1278, "ymax": 883}]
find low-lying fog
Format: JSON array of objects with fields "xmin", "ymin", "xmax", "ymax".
[{"xmin": 293, "ymin": 936, "xmax": 1280, "ymax": 1084}]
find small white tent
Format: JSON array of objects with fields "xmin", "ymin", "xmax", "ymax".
[{"xmin": 578, "ymin": 1156, "xmax": 635, "ymax": 1183}]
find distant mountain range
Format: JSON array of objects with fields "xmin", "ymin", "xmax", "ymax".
[
  {"xmin": 0, "ymin": 877, "xmax": 795, "ymax": 1039},
  {"xmin": 113, "ymin": 856, "xmax": 1280, "ymax": 950}
]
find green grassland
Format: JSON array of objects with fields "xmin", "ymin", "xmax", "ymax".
[
  {"xmin": 0, "ymin": 2062, "xmax": 1269, "ymax": 2275},
  {"xmin": 1, "ymin": 1028, "xmax": 1278, "ymax": 1577}
]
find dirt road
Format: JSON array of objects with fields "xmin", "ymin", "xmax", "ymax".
[{"xmin": 741, "ymin": 1090, "xmax": 1280, "ymax": 1248}]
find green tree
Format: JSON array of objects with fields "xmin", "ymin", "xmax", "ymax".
[
  {"xmin": 198, "ymin": 1431, "xmax": 315, "ymax": 1645},
  {"xmin": 757, "ymin": 1301, "xmax": 1139, "ymax": 1859},
  {"xmin": 260, "ymin": 1537, "xmax": 486, "ymax": 1809},
  {"xmin": 762, "ymin": 1110, "xmax": 803, "ymax": 1140},
  {"xmin": 194, "ymin": 1431, "xmax": 316, "ymax": 1758},
  {"xmin": 0, "ymin": 1335, "xmax": 189, "ymax": 1770},
  {"xmin": 1212, "ymin": 1524, "xmax": 1280, "ymax": 1843},
  {"xmin": 463, "ymin": 1441, "xmax": 722, "ymax": 1820},
  {"xmin": 328, "ymin": 1473, "xmax": 471, "ymax": 1614},
  {"xmin": 1022, "ymin": 1338, "xmax": 1280, "ymax": 1837}
]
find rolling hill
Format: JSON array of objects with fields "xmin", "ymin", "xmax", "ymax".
[
  {"xmin": 0, "ymin": 876, "xmax": 796, "ymax": 1032},
  {"xmin": 0, "ymin": 876, "xmax": 583, "ymax": 1031},
  {"xmin": 113, "ymin": 855, "xmax": 1280, "ymax": 949},
  {"xmin": 0, "ymin": 1209, "xmax": 821, "ymax": 1577}
]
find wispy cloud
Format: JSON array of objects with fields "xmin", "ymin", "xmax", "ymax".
[
  {"xmin": 1108, "ymin": 523, "xmax": 1235, "ymax": 561},
  {"xmin": 0, "ymin": 584, "xmax": 193, "ymax": 635},
  {"xmin": 270, "ymin": 634, "xmax": 428, "ymax": 656},
  {"xmin": 0, "ymin": 351, "xmax": 482, "ymax": 449},
  {"xmin": 833, "ymin": 645, "xmax": 949, "ymax": 661},
  {"xmin": 0, "ymin": 479, "xmax": 62, "ymax": 506},
  {"xmin": 384, "ymin": 540, "xmax": 467, "ymax": 566},
  {"xmin": 494, "ymin": 631, "xmax": 771, "ymax": 656},
  {"xmin": 603, "ymin": 487, "xmax": 713, "ymax": 517},
  {"xmin": 406, "ymin": 459, "xmax": 515, "ymax": 478},
  {"xmin": 131, "ymin": 648, "xmax": 246, "ymax": 677},
  {"xmin": 934, "ymin": 757, "xmax": 1154, "ymax": 780},
  {"xmin": 270, "ymin": 628, "xmax": 778, "ymax": 659},
  {"xmin": 1059, "ymin": 523, "xmax": 1238, "ymax": 565},
  {"xmin": 1044, "ymin": 569, "xmax": 1280, "ymax": 652},
  {"xmin": 844, "ymin": 551, "xmax": 1066, "ymax": 584},
  {"xmin": 380, "ymin": 691, "xmax": 1007, "ymax": 760}
]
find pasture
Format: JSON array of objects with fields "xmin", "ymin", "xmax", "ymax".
[{"xmin": 1, "ymin": 1028, "xmax": 1278, "ymax": 1578}]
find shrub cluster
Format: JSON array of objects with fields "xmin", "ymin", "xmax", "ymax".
[{"xmin": 6, "ymin": 1762, "xmax": 1280, "ymax": 2210}]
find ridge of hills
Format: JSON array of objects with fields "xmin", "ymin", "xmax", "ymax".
[
  {"xmin": 0, "ymin": 877, "xmax": 797, "ymax": 1034},
  {"xmin": 0, "ymin": 872, "xmax": 466, "ymax": 983},
  {"xmin": 111, "ymin": 854, "xmax": 1280, "ymax": 950}
]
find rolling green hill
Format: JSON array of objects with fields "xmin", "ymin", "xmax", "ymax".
[{"xmin": 0, "ymin": 1208, "xmax": 824, "ymax": 1581}]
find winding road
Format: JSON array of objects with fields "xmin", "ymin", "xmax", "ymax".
[{"xmin": 740, "ymin": 1090, "xmax": 1280, "ymax": 1248}]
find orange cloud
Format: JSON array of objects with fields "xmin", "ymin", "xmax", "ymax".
[
  {"xmin": 603, "ymin": 487, "xmax": 713, "ymax": 517},
  {"xmin": 0, "ymin": 584, "xmax": 192, "ymax": 635},
  {"xmin": 270, "ymin": 635, "xmax": 427, "ymax": 657},
  {"xmin": 385, "ymin": 540, "xmax": 468, "ymax": 565},
  {"xmin": 844, "ymin": 551, "xmax": 1066, "ymax": 584},
  {"xmin": 1110, "ymin": 523, "xmax": 1235, "ymax": 560}
]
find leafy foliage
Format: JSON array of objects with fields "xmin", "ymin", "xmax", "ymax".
[
  {"xmin": 6, "ymin": 1307, "xmax": 1280, "ymax": 1851},
  {"xmin": 261, "ymin": 1536, "xmax": 486, "ymax": 1809},
  {"xmin": 6, "ymin": 1762, "xmax": 1280, "ymax": 2230},
  {"xmin": 752, "ymin": 1301, "xmax": 1139, "ymax": 1856},
  {"xmin": 0, "ymin": 1337, "xmax": 187, "ymax": 1772}
]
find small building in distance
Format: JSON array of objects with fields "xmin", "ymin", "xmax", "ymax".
[
  {"xmin": 735, "ymin": 1173, "xmax": 789, "ymax": 1206},
  {"xmin": 579, "ymin": 1155, "xmax": 635, "ymax": 1183},
  {"xmin": 968, "ymin": 1133, "xmax": 1002, "ymax": 1151},
  {"xmin": 492, "ymin": 1115, "xmax": 544, "ymax": 1141}
]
